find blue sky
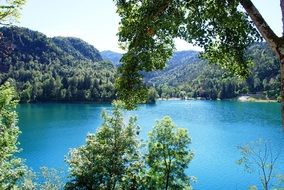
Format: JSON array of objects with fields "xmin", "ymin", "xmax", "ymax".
[{"xmin": 18, "ymin": 0, "xmax": 282, "ymax": 53}]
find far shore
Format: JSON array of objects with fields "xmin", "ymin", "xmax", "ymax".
[
  {"xmin": 157, "ymin": 96, "xmax": 278, "ymax": 103},
  {"xmin": 237, "ymin": 95, "xmax": 278, "ymax": 103}
]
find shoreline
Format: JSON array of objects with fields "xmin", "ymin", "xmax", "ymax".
[
  {"xmin": 18, "ymin": 97, "xmax": 279, "ymax": 105},
  {"xmin": 157, "ymin": 97, "xmax": 278, "ymax": 103},
  {"xmin": 237, "ymin": 95, "xmax": 278, "ymax": 103}
]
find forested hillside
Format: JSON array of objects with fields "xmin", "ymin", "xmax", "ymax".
[
  {"xmin": 0, "ymin": 27, "xmax": 279, "ymax": 103},
  {"xmin": 103, "ymin": 43, "xmax": 280, "ymax": 100},
  {"xmin": 152, "ymin": 43, "xmax": 280, "ymax": 100},
  {"xmin": 0, "ymin": 27, "xmax": 116, "ymax": 102}
]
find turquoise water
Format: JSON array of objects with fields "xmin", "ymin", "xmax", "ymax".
[{"xmin": 17, "ymin": 100, "xmax": 284, "ymax": 189}]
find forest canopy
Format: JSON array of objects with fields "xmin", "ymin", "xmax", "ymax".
[{"xmin": 0, "ymin": 27, "xmax": 116, "ymax": 102}]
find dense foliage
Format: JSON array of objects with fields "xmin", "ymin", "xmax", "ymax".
[
  {"xmin": 65, "ymin": 101, "xmax": 141, "ymax": 190},
  {"xmin": 145, "ymin": 116, "xmax": 194, "ymax": 190},
  {"xmin": 0, "ymin": 27, "xmax": 116, "ymax": 102},
  {"xmin": 0, "ymin": 82, "xmax": 26, "ymax": 189},
  {"xmin": 66, "ymin": 103, "xmax": 194, "ymax": 190}
]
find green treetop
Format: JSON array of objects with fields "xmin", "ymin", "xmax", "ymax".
[
  {"xmin": 65, "ymin": 101, "xmax": 141, "ymax": 190},
  {"xmin": 145, "ymin": 116, "xmax": 194, "ymax": 190}
]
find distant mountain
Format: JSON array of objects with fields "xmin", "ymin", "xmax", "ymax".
[
  {"xmin": 100, "ymin": 49, "xmax": 200, "ymax": 82},
  {"xmin": 101, "ymin": 50, "xmax": 199, "ymax": 68},
  {"xmin": 164, "ymin": 50, "xmax": 200, "ymax": 69},
  {"xmin": 144, "ymin": 50, "xmax": 200, "ymax": 82},
  {"xmin": 101, "ymin": 50, "xmax": 122, "ymax": 67},
  {"xmin": 0, "ymin": 27, "xmax": 116, "ymax": 102},
  {"xmin": 0, "ymin": 27, "xmax": 103, "ymax": 64}
]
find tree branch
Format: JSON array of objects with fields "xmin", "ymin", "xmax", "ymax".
[
  {"xmin": 240, "ymin": 0, "xmax": 280, "ymax": 49},
  {"xmin": 281, "ymin": 0, "xmax": 284, "ymax": 36}
]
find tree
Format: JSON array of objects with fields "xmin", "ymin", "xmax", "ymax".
[
  {"xmin": 146, "ymin": 87, "xmax": 158, "ymax": 104},
  {"xmin": 0, "ymin": 82, "xmax": 27, "ymax": 189},
  {"xmin": 65, "ymin": 101, "xmax": 141, "ymax": 190},
  {"xmin": 237, "ymin": 139, "xmax": 284, "ymax": 190},
  {"xmin": 145, "ymin": 116, "xmax": 194, "ymax": 190},
  {"xmin": 114, "ymin": 0, "xmax": 284, "ymax": 126},
  {"xmin": 37, "ymin": 167, "xmax": 64, "ymax": 190}
]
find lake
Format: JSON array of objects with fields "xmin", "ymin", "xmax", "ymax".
[{"xmin": 17, "ymin": 100, "xmax": 284, "ymax": 189}]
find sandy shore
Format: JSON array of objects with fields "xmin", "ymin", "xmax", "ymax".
[{"xmin": 237, "ymin": 95, "xmax": 277, "ymax": 103}]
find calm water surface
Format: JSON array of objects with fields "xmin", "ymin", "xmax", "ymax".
[{"xmin": 17, "ymin": 100, "xmax": 284, "ymax": 190}]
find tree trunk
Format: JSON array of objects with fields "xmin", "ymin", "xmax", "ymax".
[
  {"xmin": 277, "ymin": 0, "xmax": 284, "ymax": 128},
  {"xmin": 280, "ymin": 0, "xmax": 284, "ymax": 129},
  {"xmin": 278, "ymin": 48, "xmax": 284, "ymax": 128}
]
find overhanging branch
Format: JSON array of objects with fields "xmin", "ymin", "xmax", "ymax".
[{"xmin": 240, "ymin": 0, "xmax": 280, "ymax": 49}]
